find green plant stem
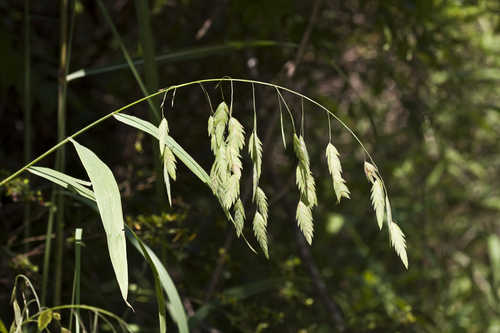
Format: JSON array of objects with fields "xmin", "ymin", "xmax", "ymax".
[
  {"xmin": 134, "ymin": 0, "xmax": 159, "ymax": 106},
  {"xmin": 53, "ymin": 0, "xmax": 70, "ymax": 306},
  {"xmin": 23, "ymin": 0, "xmax": 31, "ymax": 254},
  {"xmin": 69, "ymin": 228, "xmax": 82, "ymax": 333},
  {"xmin": 66, "ymin": 41, "xmax": 296, "ymax": 82},
  {"xmin": 0, "ymin": 78, "xmax": 377, "ymax": 186},
  {"xmin": 97, "ymin": 0, "xmax": 160, "ymax": 122},
  {"xmin": 41, "ymin": 206, "xmax": 55, "ymax": 306},
  {"xmin": 134, "ymin": 0, "xmax": 165, "ymax": 201}
]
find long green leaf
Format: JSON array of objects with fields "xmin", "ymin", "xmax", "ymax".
[
  {"xmin": 114, "ymin": 113, "xmax": 210, "ymax": 184},
  {"xmin": 125, "ymin": 227, "xmax": 188, "ymax": 333},
  {"xmin": 28, "ymin": 167, "xmax": 95, "ymax": 201},
  {"xmin": 66, "ymin": 41, "xmax": 296, "ymax": 82},
  {"xmin": 126, "ymin": 227, "xmax": 167, "ymax": 333},
  {"xmin": 70, "ymin": 139, "xmax": 130, "ymax": 307}
]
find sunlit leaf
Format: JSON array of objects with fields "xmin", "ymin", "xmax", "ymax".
[{"xmin": 70, "ymin": 139, "xmax": 130, "ymax": 307}]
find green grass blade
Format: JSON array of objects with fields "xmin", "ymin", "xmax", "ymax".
[
  {"xmin": 114, "ymin": 113, "xmax": 210, "ymax": 184},
  {"xmin": 126, "ymin": 227, "xmax": 167, "ymax": 333},
  {"xmin": 125, "ymin": 227, "xmax": 188, "ymax": 333},
  {"xmin": 70, "ymin": 139, "xmax": 130, "ymax": 308},
  {"xmin": 96, "ymin": 0, "xmax": 160, "ymax": 122},
  {"xmin": 134, "ymin": 0, "xmax": 159, "ymax": 107},
  {"xmin": 28, "ymin": 167, "xmax": 95, "ymax": 201},
  {"xmin": 69, "ymin": 228, "xmax": 83, "ymax": 333},
  {"xmin": 66, "ymin": 41, "xmax": 296, "ymax": 82}
]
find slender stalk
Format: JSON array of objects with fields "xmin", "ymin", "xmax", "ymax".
[
  {"xmin": 134, "ymin": 0, "xmax": 165, "ymax": 200},
  {"xmin": 23, "ymin": 0, "xmax": 32, "ymax": 253},
  {"xmin": 53, "ymin": 0, "xmax": 70, "ymax": 306},
  {"xmin": 69, "ymin": 228, "xmax": 82, "ymax": 333},
  {"xmin": 66, "ymin": 41, "xmax": 296, "ymax": 82},
  {"xmin": 1, "ymin": 78, "xmax": 378, "ymax": 186},
  {"xmin": 41, "ymin": 206, "xmax": 55, "ymax": 306},
  {"xmin": 134, "ymin": 0, "xmax": 159, "ymax": 106},
  {"xmin": 97, "ymin": 0, "xmax": 160, "ymax": 122}
]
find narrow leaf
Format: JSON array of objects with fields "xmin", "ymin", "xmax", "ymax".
[
  {"xmin": 125, "ymin": 228, "xmax": 189, "ymax": 333},
  {"xmin": 114, "ymin": 113, "xmax": 209, "ymax": 184},
  {"xmin": 27, "ymin": 167, "xmax": 95, "ymax": 202},
  {"xmin": 127, "ymin": 228, "xmax": 166, "ymax": 333},
  {"xmin": 70, "ymin": 139, "xmax": 130, "ymax": 307}
]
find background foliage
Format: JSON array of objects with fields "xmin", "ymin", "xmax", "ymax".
[{"xmin": 1, "ymin": 0, "xmax": 500, "ymax": 332}]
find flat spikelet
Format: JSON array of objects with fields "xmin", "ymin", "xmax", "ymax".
[
  {"xmin": 325, "ymin": 143, "xmax": 350, "ymax": 202},
  {"xmin": 293, "ymin": 134, "xmax": 310, "ymax": 170},
  {"xmin": 163, "ymin": 161, "xmax": 172, "ymax": 206},
  {"xmin": 233, "ymin": 199, "xmax": 245, "ymax": 237},
  {"xmin": 163, "ymin": 146, "xmax": 177, "ymax": 181},
  {"xmin": 296, "ymin": 200, "xmax": 313, "ymax": 245},
  {"xmin": 213, "ymin": 144, "xmax": 229, "ymax": 184},
  {"xmin": 158, "ymin": 118, "xmax": 169, "ymax": 156},
  {"xmin": 223, "ymin": 174, "xmax": 240, "ymax": 209},
  {"xmin": 248, "ymin": 131, "xmax": 263, "ymax": 199},
  {"xmin": 295, "ymin": 166, "xmax": 317, "ymax": 207},
  {"xmin": 253, "ymin": 212, "xmax": 269, "ymax": 259},
  {"xmin": 214, "ymin": 102, "xmax": 229, "ymax": 147},
  {"xmin": 227, "ymin": 117, "xmax": 245, "ymax": 178},
  {"xmin": 255, "ymin": 187, "xmax": 268, "ymax": 221},
  {"xmin": 370, "ymin": 178, "xmax": 385, "ymax": 230},
  {"xmin": 208, "ymin": 115, "xmax": 214, "ymax": 136},
  {"xmin": 364, "ymin": 161, "xmax": 378, "ymax": 183},
  {"xmin": 227, "ymin": 117, "xmax": 245, "ymax": 151},
  {"xmin": 389, "ymin": 221, "xmax": 408, "ymax": 269}
]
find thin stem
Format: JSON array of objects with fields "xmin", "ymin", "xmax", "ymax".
[
  {"xmin": 41, "ymin": 206, "xmax": 55, "ymax": 306},
  {"xmin": 1, "ymin": 78, "xmax": 379, "ymax": 186},
  {"xmin": 53, "ymin": 0, "xmax": 71, "ymax": 306},
  {"xmin": 69, "ymin": 228, "xmax": 82, "ymax": 332},
  {"xmin": 252, "ymin": 83, "xmax": 257, "ymax": 130},
  {"xmin": 171, "ymin": 88, "xmax": 177, "ymax": 109},
  {"xmin": 160, "ymin": 90, "xmax": 168, "ymax": 119},
  {"xmin": 0, "ymin": 90, "xmax": 165, "ymax": 186},
  {"xmin": 230, "ymin": 80, "xmax": 234, "ymax": 116},
  {"xmin": 327, "ymin": 113, "xmax": 332, "ymax": 143},
  {"xmin": 199, "ymin": 83, "xmax": 214, "ymax": 114},
  {"xmin": 66, "ymin": 41, "xmax": 296, "ymax": 82},
  {"xmin": 23, "ymin": 0, "xmax": 31, "ymax": 253},
  {"xmin": 275, "ymin": 88, "xmax": 296, "ymax": 133},
  {"xmin": 97, "ymin": 0, "xmax": 160, "ymax": 122},
  {"xmin": 301, "ymin": 97, "xmax": 305, "ymax": 135}
]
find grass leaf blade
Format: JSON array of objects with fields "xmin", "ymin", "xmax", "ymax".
[
  {"xmin": 125, "ymin": 227, "xmax": 188, "ymax": 333},
  {"xmin": 70, "ymin": 139, "xmax": 130, "ymax": 307}
]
